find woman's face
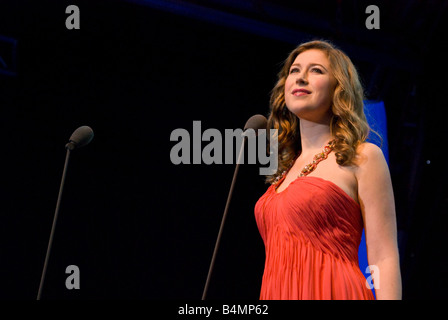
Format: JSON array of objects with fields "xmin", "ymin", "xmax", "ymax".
[{"xmin": 284, "ymin": 49, "xmax": 337, "ymax": 123}]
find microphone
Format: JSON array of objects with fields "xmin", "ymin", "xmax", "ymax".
[
  {"xmin": 37, "ymin": 126, "xmax": 94, "ymax": 300},
  {"xmin": 244, "ymin": 114, "xmax": 268, "ymax": 133},
  {"xmin": 202, "ymin": 114, "xmax": 267, "ymax": 300},
  {"xmin": 65, "ymin": 125, "xmax": 94, "ymax": 150}
]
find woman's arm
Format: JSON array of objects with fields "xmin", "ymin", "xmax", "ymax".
[{"xmin": 355, "ymin": 142, "xmax": 402, "ymax": 300}]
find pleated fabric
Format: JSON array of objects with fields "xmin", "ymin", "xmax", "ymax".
[{"xmin": 254, "ymin": 175, "xmax": 374, "ymax": 300}]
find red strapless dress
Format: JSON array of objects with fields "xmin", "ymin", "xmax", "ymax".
[{"xmin": 254, "ymin": 175, "xmax": 375, "ymax": 300}]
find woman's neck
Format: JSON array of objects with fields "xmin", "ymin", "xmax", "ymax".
[{"xmin": 299, "ymin": 118, "xmax": 333, "ymax": 156}]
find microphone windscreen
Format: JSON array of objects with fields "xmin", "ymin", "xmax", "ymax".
[
  {"xmin": 244, "ymin": 114, "xmax": 267, "ymax": 132},
  {"xmin": 69, "ymin": 126, "xmax": 94, "ymax": 148}
]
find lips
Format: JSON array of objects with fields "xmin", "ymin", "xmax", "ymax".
[{"xmin": 292, "ymin": 88, "xmax": 311, "ymax": 96}]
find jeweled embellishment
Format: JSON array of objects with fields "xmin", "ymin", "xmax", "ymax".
[{"xmin": 272, "ymin": 139, "xmax": 336, "ymax": 185}]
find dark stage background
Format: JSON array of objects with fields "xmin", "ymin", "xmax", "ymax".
[{"xmin": 0, "ymin": 0, "xmax": 447, "ymax": 300}]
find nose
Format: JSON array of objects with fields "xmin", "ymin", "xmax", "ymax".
[{"xmin": 296, "ymin": 71, "xmax": 308, "ymax": 85}]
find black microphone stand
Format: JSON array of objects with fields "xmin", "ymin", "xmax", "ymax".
[
  {"xmin": 37, "ymin": 146, "xmax": 72, "ymax": 300},
  {"xmin": 202, "ymin": 135, "xmax": 247, "ymax": 300}
]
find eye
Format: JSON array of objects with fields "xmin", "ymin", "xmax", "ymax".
[
  {"xmin": 311, "ymin": 67, "xmax": 323, "ymax": 74},
  {"xmin": 289, "ymin": 67, "xmax": 299, "ymax": 74}
]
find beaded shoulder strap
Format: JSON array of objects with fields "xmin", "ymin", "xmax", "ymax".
[{"xmin": 272, "ymin": 139, "xmax": 336, "ymax": 185}]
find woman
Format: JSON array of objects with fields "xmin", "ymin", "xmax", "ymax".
[{"xmin": 254, "ymin": 40, "xmax": 401, "ymax": 300}]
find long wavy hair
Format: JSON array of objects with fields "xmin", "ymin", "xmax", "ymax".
[{"xmin": 266, "ymin": 40, "xmax": 370, "ymax": 184}]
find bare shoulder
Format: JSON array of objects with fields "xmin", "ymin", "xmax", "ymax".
[
  {"xmin": 354, "ymin": 142, "xmax": 388, "ymax": 176},
  {"xmin": 357, "ymin": 141, "xmax": 385, "ymax": 158}
]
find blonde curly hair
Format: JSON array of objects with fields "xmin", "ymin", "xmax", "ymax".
[{"xmin": 266, "ymin": 40, "xmax": 370, "ymax": 184}]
